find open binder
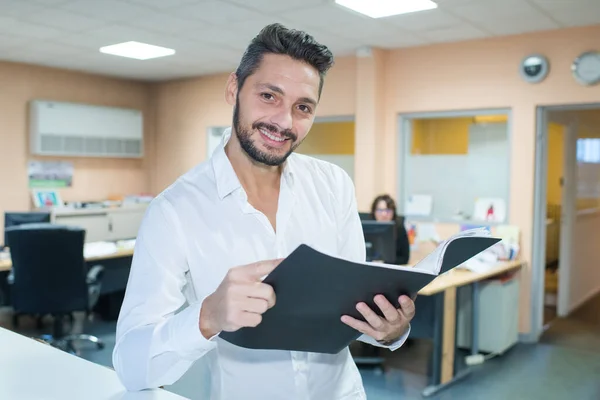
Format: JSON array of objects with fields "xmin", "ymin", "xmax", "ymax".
[{"xmin": 219, "ymin": 228, "xmax": 501, "ymax": 354}]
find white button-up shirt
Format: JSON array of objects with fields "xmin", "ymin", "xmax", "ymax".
[{"xmin": 113, "ymin": 128, "xmax": 408, "ymax": 400}]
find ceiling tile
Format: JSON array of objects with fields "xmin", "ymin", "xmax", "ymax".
[
  {"xmin": 451, "ymin": 0, "xmax": 544, "ymax": 20},
  {"xmin": 226, "ymin": 0, "xmax": 326, "ymax": 13},
  {"xmin": 283, "ymin": 4, "xmax": 404, "ymax": 40},
  {"xmin": 529, "ymin": 0, "xmax": 599, "ymax": 10},
  {"xmin": 483, "ymin": 14, "xmax": 560, "ymax": 36},
  {"xmin": 53, "ymin": 32, "xmax": 122, "ymax": 50},
  {"xmin": 0, "ymin": 33, "xmax": 34, "ymax": 52},
  {"xmin": 146, "ymin": 37, "xmax": 243, "ymax": 63},
  {"xmin": 0, "ymin": 16, "xmax": 69, "ymax": 40},
  {"xmin": 434, "ymin": 0, "xmax": 485, "ymax": 8},
  {"xmin": 168, "ymin": 1, "xmax": 266, "ymax": 24},
  {"xmin": 420, "ymin": 24, "xmax": 489, "ymax": 43},
  {"xmin": 30, "ymin": 0, "xmax": 72, "ymax": 5},
  {"xmin": 548, "ymin": 7, "xmax": 600, "ymax": 27},
  {"xmin": 59, "ymin": 0, "xmax": 155, "ymax": 22},
  {"xmin": 186, "ymin": 17, "xmax": 296, "ymax": 51},
  {"xmin": 21, "ymin": 9, "xmax": 108, "ymax": 32},
  {"xmin": 0, "ymin": 0, "xmax": 46, "ymax": 17},
  {"xmin": 7, "ymin": 41, "xmax": 85, "ymax": 57},
  {"xmin": 531, "ymin": 0, "xmax": 600, "ymax": 27},
  {"xmin": 125, "ymin": 0, "xmax": 203, "ymax": 10},
  {"xmin": 363, "ymin": 32, "xmax": 428, "ymax": 49},
  {"xmin": 383, "ymin": 8, "xmax": 464, "ymax": 31},
  {"xmin": 225, "ymin": 17, "xmax": 284, "ymax": 37},
  {"xmin": 82, "ymin": 25, "xmax": 167, "ymax": 46},
  {"xmin": 186, "ymin": 26, "xmax": 257, "ymax": 51},
  {"xmin": 127, "ymin": 10, "xmax": 205, "ymax": 34}
]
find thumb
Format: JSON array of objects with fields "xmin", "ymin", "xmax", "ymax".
[{"xmin": 245, "ymin": 258, "xmax": 284, "ymax": 281}]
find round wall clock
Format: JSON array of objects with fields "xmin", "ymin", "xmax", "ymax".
[
  {"xmin": 572, "ymin": 51, "xmax": 600, "ymax": 86},
  {"xmin": 519, "ymin": 54, "xmax": 550, "ymax": 83}
]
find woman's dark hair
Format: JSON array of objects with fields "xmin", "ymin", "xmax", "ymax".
[
  {"xmin": 235, "ymin": 23, "xmax": 335, "ymax": 99},
  {"xmin": 370, "ymin": 194, "xmax": 397, "ymax": 220}
]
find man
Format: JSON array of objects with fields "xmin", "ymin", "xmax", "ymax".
[{"xmin": 113, "ymin": 23, "xmax": 415, "ymax": 400}]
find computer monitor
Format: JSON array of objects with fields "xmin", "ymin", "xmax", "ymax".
[
  {"xmin": 3, "ymin": 211, "xmax": 52, "ymax": 248},
  {"xmin": 358, "ymin": 212, "xmax": 373, "ymax": 221},
  {"xmin": 361, "ymin": 220, "xmax": 396, "ymax": 264}
]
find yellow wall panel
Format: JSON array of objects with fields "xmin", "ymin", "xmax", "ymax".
[
  {"xmin": 547, "ymin": 122, "xmax": 565, "ymax": 205},
  {"xmin": 297, "ymin": 121, "xmax": 355, "ymax": 155},
  {"xmin": 410, "ymin": 117, "xmax": 506, "ymax": 155}
]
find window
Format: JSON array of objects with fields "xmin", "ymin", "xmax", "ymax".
[
  {"xmin": 400, "ymin": 112, "xmax": 511, "ymax": 223},
  {"xmin": 576, "ymin": 138, "xmax": 600, "ymax": 164}
]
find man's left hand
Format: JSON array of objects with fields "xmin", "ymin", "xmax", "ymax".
[{"xmin": 341, "ymin": 294, "xmax": 415, "ymax": 344}]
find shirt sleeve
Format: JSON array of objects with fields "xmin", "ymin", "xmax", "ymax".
[
  {"xmin": 112, "ymin": 198, "xmax": 217, "ymax": 391},
  {"xmin": 333, "ymin": 168, "xmax": 409, "ymax": 352}
]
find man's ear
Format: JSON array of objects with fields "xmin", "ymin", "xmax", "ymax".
[{"xmin": 225, "ymin": 72, "xmax": 238, "ymax": 106}]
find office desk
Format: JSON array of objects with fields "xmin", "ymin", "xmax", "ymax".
[
  {"xmin": 0, "ymin": 326, "xmax": 187, "ymax": 400},
  {"xmin": 0, "ymin": 247, "xmax": 135, "ymax": 272},
  {"xmin": 416, "ymin": 260, "xmax": 523, "ymax": 397}
]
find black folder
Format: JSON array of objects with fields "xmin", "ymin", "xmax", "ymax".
[{"xmin": 219, "ymin": 233, "xmax": 501, "ymax": 354}]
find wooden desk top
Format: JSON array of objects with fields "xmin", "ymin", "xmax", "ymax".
[
  {"xmin": 0, "ymin": 247, "xmax": 134, "ymax": 272},
  {"xmin": 418, "ymin": 260, "xmax": 523, "ymax": 296}
]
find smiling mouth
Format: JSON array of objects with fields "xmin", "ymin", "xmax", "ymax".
[{"xmin": 259, "ymin": 128, "xmax": 287, "ymax": 143}]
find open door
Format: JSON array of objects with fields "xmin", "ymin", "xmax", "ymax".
[{"xmin": 557, "ymin": 121, "xmax": 578, "ymax": 317}]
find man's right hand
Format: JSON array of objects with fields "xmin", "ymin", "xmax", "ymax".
[{"xmin": 199, "ymin": 259, "xmax": 282, "ymax": 339}]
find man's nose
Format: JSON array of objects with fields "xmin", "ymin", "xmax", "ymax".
[{"xmin": 269, "ymin": 107, "xmax": 293, "ymax": 132}]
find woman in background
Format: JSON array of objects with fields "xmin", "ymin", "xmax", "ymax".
[{"xmin": 370, "ymin": 194, "xmax": 411, "ymax": 265}]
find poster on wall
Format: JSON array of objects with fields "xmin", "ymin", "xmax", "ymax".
[{"xmin": 28, "ymin": 160, "xmax": 73, "ymax": 188}]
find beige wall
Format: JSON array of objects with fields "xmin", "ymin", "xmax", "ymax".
[{"xmin": 0, "ymin": 61, "xmax": 155, "ymax": 241}]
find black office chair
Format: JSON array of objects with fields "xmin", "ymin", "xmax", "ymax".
[{"xmin": 5, "ymin": 223, "xmax": 105, "ymax": 354}]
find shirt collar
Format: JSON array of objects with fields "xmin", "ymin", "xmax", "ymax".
[{"xmin": 211, "ymin": 127, "xmax": 296, "ymax": 200}]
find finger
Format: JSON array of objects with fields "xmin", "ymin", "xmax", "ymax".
[
  {"xmin": 237, "ymin": 282, "xmax": 276, "ymax": 308},
  {"xmin": 356, "ymin": 302, "xmax": 386, "ymax": 331},
  {"xmin": 374, "ymin": 295, "xmax": 401, "ymax": 322},
  {"xmin": 340, "ymin": 315, "xmax": 380, "ymax": 340},
  {"xmin": 251, "ymin": 283, "xmax": 276, "ymax": 308},
  {"xmin": 245, "ymin": 259, "xmax": 285, "ymax": 280},
  {"xmin": 240, "ymin": 312, "xmax": 262, "ymax": 328},
  {"xmin": 241, "ymin": 298, "xmax": 269, "ymax": 314},
  {"xmin": 397, "ymin": 295, "xmax": 416, "ymax": 319}
]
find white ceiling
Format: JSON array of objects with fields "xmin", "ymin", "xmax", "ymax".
[{"xmin": 0, "ymin": 0, "xmax": 598, "ymax": 81}]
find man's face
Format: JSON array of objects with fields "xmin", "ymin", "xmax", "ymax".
[{"xmin": 228, "ymin": 53, "xmax": 320, "ymax": 166}]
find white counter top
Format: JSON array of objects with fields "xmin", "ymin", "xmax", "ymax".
[{"xmin": 0, "ymin": 327, "xmax": 188, "ymax": 400}]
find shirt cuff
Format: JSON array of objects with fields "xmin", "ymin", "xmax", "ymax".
[
  {"xmin": 358, "ymin": 325, "xmax": 411, "ymax": 351},
  {"xmin": 157, "ymin": 299, "xmax": 218, "ymax": 360}
]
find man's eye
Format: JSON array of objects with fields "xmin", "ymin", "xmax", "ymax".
[
  {"xmin": 298, "ymin": 105, "xmax": 312, "ymax": 114},
  {"xmin": 261, "ymin": 93, "xmax": 274, "ymax": 100}
]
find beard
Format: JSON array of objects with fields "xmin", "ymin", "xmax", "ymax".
[{"xmin": 233, "ymin": 97, "xmax": 299, "ymax": 167}]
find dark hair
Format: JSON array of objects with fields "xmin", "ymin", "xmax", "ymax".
[
  {"xmin": 370, "ymin": 194, "xmax": 397, "ymax": 220},
  {"xmin": 235, "ymin": 23, "xmax": 334, "ymax": 98}
]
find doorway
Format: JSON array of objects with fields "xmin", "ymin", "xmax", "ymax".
[{"xmin": 533, "ymin": 103, "xmax": 600, "ymax": 344}]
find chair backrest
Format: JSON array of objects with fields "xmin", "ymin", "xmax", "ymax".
[{"xmin": 6, "ymin": 223, "xmax": 89, "ymax": 315}]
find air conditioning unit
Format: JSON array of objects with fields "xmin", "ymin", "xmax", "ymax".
[{"xmin": 30, "ymin": 100, "xmax": 143, "ymax": 158}]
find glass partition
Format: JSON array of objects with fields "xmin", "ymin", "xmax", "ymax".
[{"xmin": 399, "ymin": 111, "xmax": 511, "ymax": 224}]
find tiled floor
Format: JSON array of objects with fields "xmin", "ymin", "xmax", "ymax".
[{"xmin": 2, "ymin": 293, "xmax": 600, "ymax": 400}]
